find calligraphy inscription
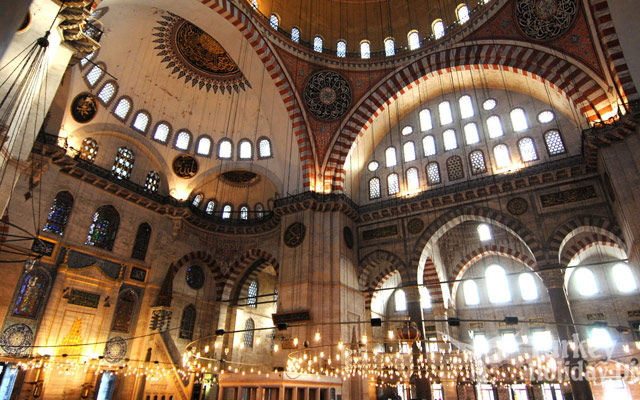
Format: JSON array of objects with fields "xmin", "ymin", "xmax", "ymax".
[
  {"xmin": 540, "ymin": 186, "xmax": 596, "ymax": 207},
  {"xmin": 172, "ymin": 154, "xmax": 198, "ymax": 178}
]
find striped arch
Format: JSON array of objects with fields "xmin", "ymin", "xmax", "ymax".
[
  {"xmin": 547, "ymin": 215, "xmax": 625, "ymax": 265},
  {"xmin": 560, "ymin": 234, "xmax": 626, "ymax": 266},
  {"xmin": 422, "ymin": 258, "xmax": 443, "ymax": 308},
  {"xmin": 359, "ymin": 250, "xmax": 411, "ymax": 288},
  {"xmin": 324, "ymin": 43, "xmax": 612, "ymax": 192},
  {"xmin": 221, "ymin": 248, "xmax": 279, "ymax": 302}
]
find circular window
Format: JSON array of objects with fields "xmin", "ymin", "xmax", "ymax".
[
  {"xmin": 482, "ymin": 99, "xmax": 497, "ymax": 111},
  {"xmin": 537, "ymin": 110, "xmax": 555, "ymax": 124},
  {"xmin": 186, "ymin": 265, "xmax": 205, "ymax": 289},
  {"xmin": 401, "ymin": 126, "xmax": 413, "ymax": 136},
  {"xmin": 367, "ymin": 161, "xmax": 379, "ymax": 172}
]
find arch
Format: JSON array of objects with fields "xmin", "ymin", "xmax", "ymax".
[
  {"xmin": 561, "ymin": 235, "xmax": 625, "ymax": 266},
  {"xmin": 13, "ymin": 267, "xmax": 50, "ymax": 319},
  {"xmin": 358, "ymin": 250, "xmax": 412, "ymax": 302},
  {"xmin": 179, "ymin": 304, "xmax": 196, "ymax": 340},
  {"xmin": 222, "ymin": 248, "xmax": 280, "ymax": 302},
  {"xmin": 131, "ymin": 110, "xmax": 152, "ymax": 134},
  {"xmin": 131, "ymin": 222, "xmax": 152, "ymax": 260},
  {"xmin": 42, "ymin": 191, "xmax": 74, "ymax": 236}
]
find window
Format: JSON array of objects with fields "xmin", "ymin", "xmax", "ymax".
[
  {"xmin": 589, "ymin": 327, "xmax": 613, "ymax": 349},
  {"xmin": 544, "ymin": 130, "xmax": 566, "ymax": 155},
  {"xmin": 443, "ymin": 129, "xmax": 457, "ymax": 151},
  {"xmin": 613, "ymin": 262, "xmax": 637, "ymax": 293},
  {"xmin": 518, "ymin": 137, "xmax": 538, "ymax": 162},
  {"xmin": 384, "ymin": 37, "xmax": 395, "ymax": 57},
  {"xmin": 218, "ymin": 139, "xmax": 232, "ymax": 159},
  {"xmin": 532, "ymin": 329, "xmax": 553, "ymax": 352},
  {"xmin": 111, "ymin": 147, "xmax": 135, "ymax": 180},
  {"xmin": 464, "ymin": 122, "xmax": 480, "ymax": 144},
  {"xmin": 426, "ymin": 162, "xmax": 441, "ymax": 185},
  {"xmin": 313, "ymin": 36, "xmax": 323, "ymax": 52},
  {"xmin": 192, "ymin": 194, "xmax": 203, "ymax": 207},
  {"xmin": 432, "ymin": 20, "xmax": 445, "ymax": 39},
  {"xmin": 291, "ymin": 27, "xmax": 300, "ymax": 43},
  {"xmin": 519, "ymin": 273, "xmax": 539, "ymax": 300},
  {"xmin": 464, "ymin": 280, "xmax": 480, "ymax": 305},
  {"xmin": 501, "ymin": 332, "xmax": 519, "ymax": 353},
  {"xmin": 368, "ymin": 161, "xmax": 379, "ymax": 171},
  {"xmin": 542, "ymin": 384, "xmax": 563, "ymax": 400},
  {"xmin": 385, "ymin": 147, "xmax": 397, "ymax": 167},
  {"xmin": 258, "ymin": 138, "xmax": 272, "ymax": 158},
  {"xmin": 336, "ymin": 40, "xmax": 347, "ymax": 58},
  {"xmin": 243, "ymin": 319, "xmax": 255, "ymax": 348},
  {"xmin": 423, "ymin": 135, "xmax": 436, "ymax": 157},
  {"xmin": 457, "ymin": 4, "xmax": 470, "ymax": 23},
  {"xmin": 186, "ymin": 266, "xmax": 205, "ymax": 289},
  {"xmin": 473, "ymin": 333, "xmax": 489, "ymax": 355},
  {"xmin": 132, "ymin": 112, "xmax": 150, "ymax": 133},
  {"xmin": 97, "ymin": 81, "xmax": 116, "ymax": 105},
  {"xmin": 174, "ymin": 130, "xmax": 191, "ymax": 151},
  {"xmin": 419, "ymin": 286, "xmax": 431, "ymax": 309},
  {"xmin": 511, "ymin": 385, "xmax": 528, "ymax": 400},
  {"xmin": 86, "ymin": 205, "xmax": 120, "ymax": 251},
  {"xmin": 205, "ymin": 201, "xmax": 215, "ymax": 215},
  {"xmin": 43, "ymin": 191, "xmax": 74, "ymax": 235},
  {"xmin": 438, "ymin": 101, "xmax": 453, "ymax": 125},
  {"xmin": 459, "ymin": 95, "xmax": 474, "ymax": 119},
  {"xmin": 360, "ymin": 41, "xmax": 370, "ymax": 59},
  {"xmin": 482, "ymin": 98, "xmax": 497, "ymax": 111},
  {"xmin": 485, "ymin": 264, "xmax": 511, "ymax": 303},
  {"xmin": 446, "ymin": 155, "xmax": 464, "ymax": 181},
  {"xmin": 387, "ymin": 173, "xmax": 400, "ymax": 195},
  {"xmin": 510, "ymin": 108, "xmax": 528, "ymax": 132},
  {"xmin": 486, "ymin": 115, "xmax": 504, "ymax": 138},
  {"xmin": 255, "ymin": 203, "xmax": 264, "ymax": 218},
  {"xmin": 469, "ymin": 150, "xmax": 487, "ymax": 175},
  {"xmin": 408, "ymin": 30, "xmax": 420, "ymax": 50},
  {"xmin": 248, "ymin": 280, "xmax": 258, "ymax": 307},
  {"xmin": 79, "ymin": 137, "xmax": 98, "ymax": 162},
  {"xmin": 419, "ymin": 109, "xmax": 433, "ymax": 131},
  {"xmin": 574, "ymin": 267, "xmax": 598, "ymax": 296},
  {"xmin": 603, "ymin": 380, "xmax": 631, "ymax": 400},
  {"xmin": 238, "ymin": 140, "xmax": 252, "ymax": 159},
  {"xmin": 80, "ymin": 51, "xmax": 95, "ymax": 68},
  {"xmin": 153, "ymin": 122, "xmax": 171, "ymax": 143},
  {"xmin": 537, "ymin": 110, "xmax": 555, "ymax": 124},
  {"xmin": 403, "ymin": 141, "xmax": 416, "ymax": 162},
  {"xmin": 222, "ymin": 204, "xmax": 232, "ymax": 219},
  {"xmin": 144, "ymin": 170, "xmax": 160, "ymax": 193},
  {"xmin": 13, "ymin": 269, "xmax": 48, "ymax": 318},
  {"xmin": 240, "ymin": 206, "xmax": 249, "ymax": 220},
  {"xmin": 369, "ymin": 177, "xmax": 381, "ymax": 199},
  {"xmin": 394, "ymin": 289, "xmax": 407, "ymax": 312},
  {"xmin": 112, "ymin": 290, "xmax": 136, "ymax": 332},
  {"xmin": 406, "ymin": 167, "xmax": 419, "ymax": 191},
  {"xmin": 269, "ymin": 14, "xmax": 279, "ymax": 30},
  {"xmin": 85, "ymin": 63, "xmax": 104, "ymax": 87},
  {"xmin": 131, "ymin": 223, "xmax": 151, "ymax": 260},
  {"xmin": 250, "ymin": 0, "xmax": 258, "ymax": 9},
  {"xmin": 401, "ymin": 126, "xmax": 413, "ymax": 136},
  {"xmin": 477, "ymin": 223, "xmax": 491, "ymax": 241},
  {"xmin": 179, "ymin": 305, "xmax": 196, "ymax": 340},
  {"xmin": 493, "ymin": 144, "xmax": 511, "ymax": 169},
  {"xmin": 113, "ymin": 97, "xmax": 132, "ymax": 121}
]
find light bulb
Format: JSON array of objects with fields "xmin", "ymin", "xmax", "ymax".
[
  {"xmin": 315, "ymin": 332, "xmax": 321, "ymax": 341},
  {"xmin": 293, "ymin": 338, "xmax": 299, "ymax": 347}
]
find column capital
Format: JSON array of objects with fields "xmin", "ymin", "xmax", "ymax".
[{"xmin": 537, "ymin": 267, "xmax": 565, "ymax": 289}]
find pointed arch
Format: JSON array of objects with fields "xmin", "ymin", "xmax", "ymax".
[{"xmin": 222, "ymin": 248, "xmax": 279, "ymax": 302}]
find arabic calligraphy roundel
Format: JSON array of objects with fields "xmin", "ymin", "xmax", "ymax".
[
  {"xmin": 515, "ymin": 0, "xmax": 578, "ymax": 41},
  {"xmin": 303, "ymin": 71, "xmax": 352, "ymax": 121},
  {"xmin": 71, "ymin": 93, "xmax": 98, "ymax": 123},
  {"xmin": 0, "ymin": 323, "xmax": 33, "ymax": 356}
]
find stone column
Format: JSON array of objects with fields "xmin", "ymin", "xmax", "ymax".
[
  {"xmin": 405, "ymin": 285, "xmax": 431, "ymax": 400},
  {"xmin": 539, "ymin": 268, "xmax": 593, "ymax": 400}
]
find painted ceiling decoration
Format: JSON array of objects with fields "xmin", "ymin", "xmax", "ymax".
[
  {"xmin": 515, "ymin": 0, "xmax": 579, "ymax": 41},
  {"xmin": 152, "ymin": 13, "xmax": 251, "ymax": 94},
  {"xmin": 303, "ymin": 70, "xmax": 352, "ymax": 122}
]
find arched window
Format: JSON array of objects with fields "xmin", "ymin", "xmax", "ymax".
[
  {"xmin": 369, "ymin": 177, "xmax": 381, "ymax": 199},
  {"xmin": 456, "ymin": 4, "xmax": 470, "ymax": 23},
  {"xmin": 360, "ymin": 41, "xmax": 371, "ymax": 59},
  {"xmin": 85, "ymin": 63, "xmax": 105, "ymax": 87},
  {"xmin": 518, "ymin": 137, "xmax": 538, "ymax": 162},
  {"xmin": 258, "ymin": 138, "xmax": 272, "ymax": 158},
  {"xmin": 590, "ymin": 327, "xmax": 613, "ymax": 349},
  {"xmin": 406, "ymin": 167, "xmax": 420, "ymax": 191},
  {"xmin": 97, "ymin": 81, "xmax": 117, "ymax": 105},
  {"xmin": 222, "ymin": 204, "xmax": 232, "ymax": 219},
  {"xmin": 473, "ymin": 333, "xmax": 489, "ymax": 355},
  {"xmin": 192, "ymin": 194, "xmax": 203, "ymax": 207},
  {"xmin": 387, "ymin": 173, "xmax": 400, "ymax": 195},
  {"xmin": 205, "ymin": 201, "xmax": 215, "ymax": 215},
  {"xmin": 111, "ymin": 147, "xmax": 135, "ymax": 180},
  {"xmin": 438, "ymin": 101, "xmax": 453, "ymax": 125},
  {"xmin": 408, "ymin": 30, "xmax": 420, "ymax": 50},
  {"xmin": 153, "ymin": 122, "xmax": 171, "ymax": 143},
  {"xmin": 238, "ymin": 140, "xmax": 252, "ymax": 159},
  {"xmin": 544, "ymin": 130, "xmax": 566, "ymax": 155},
  {"xmin": 179, "ymin": 305, "xmax": 196, "ymax": 340},
  {"xmin": 519, "ymin": 273, "xmax": 539, "ymax": 300},
  {"xmin": 423, "ymin": 135, "xmax": 436, "ymax": 157},
  {"xmin": 218, "ymin": 139, "xmax": 232, "ymax": 159},
  {"xmin": 403, "ymin": 141, "xmax": 416, "ymax": 162},
  {"xmin": 612, "ymin": 263, "xmax": 637, "ymax": 293},
  {"xmin": 80, "ymin": 51, "xmax": 96, "ymax": 68},
  {"xmin": 463, "ymin": 280, "xmax": 480, "ymax": 305},
  {"xmin": 291, "ymin": 27, "xmax": 300, "ymax": 43},
  {"xmin": 537, "ymin": 110, "xmax": 555, "ymax": 124},
  {"xmin": 112, "ymin": 290, "xmax": 137, "ymax": 332},
  {"xmin": 477, "ymin": 223, "xmax": 491, "ymax": 241},
  {"xmin": 144, "ymin": 170, "xmax": 160, "ymax": 193},
  {"xmin": 447, "ymin": 156, "xmax": 464, "ymax": 181},
  {"xmin": 336, "ymin": 40, "xmax": 347, "ymax": 58},
  {"xmin": 248, "ymin": 280, "xmax": 258, "ymax": 307},
  {"xmin": 385, "ymin": 147, "xmax": 397, "ymax": 167},
  {"xmin": 14, "ymin": 268, "xmax": 48, "ymax": 318},
  {"xmin": 255, "ymin": 203, "xmax": 264, "ymax": 218},
  {"xmin": 419, "ymin": 286, "xmax": 431, "ymax": 309},
  {"xmin": 459, "ymin": 95, "xmax": 474, "ymax": 119},
  {"xmin": 493, "ymin": 144, "xmax": 511, "ymax": 169},
  {"xmin": 485, "ymin": 265, "xmax": 511, "ymax": 303},
  {"xmin": 79, "ymin": 137, "xmax": 98, "ymax": 162},
  {"xmin": 469, "ymin": 150, "xmax": 487, "ymax": 175},
  {"xmin": 510, "ymin": 108, "xmax": 528, "ymax": 132},
  {"xmin": 486, "ymin": 115, "xmax": 504, "ymax": 138},
  {"xmin": 426, "ymin": 162, "xmax": 441, "ymax": 185},
  {"xmin": 464, "ymin": 122, "xmax": 479, "ymax": 144},
  {"xmin": 401, "ymin": 126, "xmax": 413, "ymax": 136},
  {"xmin": 243, "ymin": 319, "xmax": 255, "ymax": 348},
  {"xmin": 86, "ymin": 205, "xmax": 120, "ymax": 250},
  {"xmin": 196, "ymin": 136, "xmax": 212, "ymax": 156},
  {"xmin": 313, "ymin": 36, "xmax": 323, "ymax": 52},
  {"xmin": 419, "ymin": 109, "xmax": 432, "ymax": 131},
  {"xmin": 432, "ymin": 20, "xmax": 445, "ymax": 39},
  {"xmin": 240, "ymin": 206, "xmax": 249, "ymax": 220},
  {"xmin": 132, "ymin": 111, "xmax": 150, "ymax": 134},
  {"xmin": 394, "ymin": 289, "xmax": 407, "ymax": 312},
  {"xmin": 269, "ymin": 14, "xmax": 279, "ymax": 30},
  {"xmin": 43, "ymin": 191, "xmax": 74, "ymax": 235},
  {"xmin": 384, "ymin": 37, "xmax": 395, "ymax": 56},
  {"xmin": 113, "ymin": 97, "xmax": 132, "ymax": 121},
  {"xmin": 174, "ymin": 130, "xmax": 191, "ymax": 151},
  {"xmin": 443, "ymin": 129, "xmax": 457, "ymax": 151},
  {"xmin": 131, "ymin": 222, "xmax": 151, "ymax": 260}
]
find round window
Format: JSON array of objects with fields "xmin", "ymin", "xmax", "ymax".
[{"xmin": 186, "ymin": 265, "xmax": 205, "ymax": 289}]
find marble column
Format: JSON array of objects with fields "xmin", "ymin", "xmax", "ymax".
[{"xmin": 405, "ymin": 285, "xmax": 431, "ymax": 400}]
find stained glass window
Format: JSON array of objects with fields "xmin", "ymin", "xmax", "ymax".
[
  {"xmin": 175, "ymin": 130, "xmax": 191, "ymax": 151},
  {"xmin": 192, "ymin": 194, "xmax": 203, "ymax": 207},
  {"xmin": 111, "ymin": 147, "xmax": 134, "ymax": 180},
  {"xmin": 457, "ymin": 4, "xmax": 470, "ymax": 23},
  {"xmin": 43, "ymin": 191, "xmax": 74, "ymax": 235},
  {"xmin": 423, "ymin": 135, "xmax": 436, "ymax": 157},
  {"xmin": 291, "ymin": 27, "xmax": 300, "ymax": 43},
  {"xmin": 469, "ymin": 150, "xmax": 487, "ymax": 175},
  {"xmin": 86, "ymin": 205, "xmax": 120, "ymax": 251},
  {"xmin": 369, "ymin": 177, "xmax": 381, "ymax": 199},
  {"xmin": 387, "ymin": 173, "xmax": 400, "ymax": 195},
  {"xmin": 255, "ymin": 203, "xmax": 264, "ymax": 218},
  {"xmin": 179, "ymin": 305, "xmax": 196, "ymax": 339},
  {"xmin": 97, "ymin": 81, "xmax": 116, "ymax": 105},
  {"xmin": 132, "ymin": 112, "xmax": 150, "ymax": 133},
  {"xmin": 222, "ymin": 204, "xmax": 232, "ymax": 219},
  {"xmin": 419, "ymin": 109, "xmax": 433, "ymax": 131},
  {"xmin": 337, "ymin": 41, "xmax": 347, "ymax": 58},
  {"xmin": 459, "ymin": 95, "xmax": 474, "ymax": 119},
  {"xmin": 113, "ymin": 97, "xmax": 132, "ymax": 120},
  {"xmin": 269, "ymin": 14, "xmax": 279, "ymax": 30},
  {"xmin": 239, "ymin": 140, "xmax": 252, "ymax": 159},
  {"xmin": 464, "ymin": 122, "xmax": 480, "ymax": 144},
  {"xmin": 426, "ymin": 162, "xmax": 441, "ymax": 185},
  {"xmin": 196, "ymin": 136, "xmax": 212, "ymax": 156},
  {"xmin": 544, "ymin": 130, "xmax": 566, "ymax": 155},
  {"xmin": 408, "ymin": 31, "xmax": 420, "ymax": 50},
  {"xmin": 384, "ymin": 38, "xmax": 395, "ymax": 56},
  {"xmin": 360, "ymin": 41, "xmax": 371, "ymax": 59},
  {"xmin": 131, "ymin": 223, "xmax": 151, "ymax": 260},
  {"xmin": 248, "ymin": 280, "xmax": 258, "ymax": 307},
  {"xmin": 218, "ymin": 139, "xmax": 232, "ymax": 159},
  {"xmin": 153, "ymin": 123, "xmax": 170, "ymax": 143},
  {"xmin": 518, "ymin": 137, "xmax": 538, "ymax": 162},
  {"xmin": 79, "ymin": 138, "xmax": 98, "ymax": 162},
  {"xmin": 439, "ymin": 101, "xmax": 453, "ymax": 125},
  {"xmin": 205, "ymin": 201, "xmax": 215, "ymax": 215},
  {"xmin": 186, "ymin": 266, "xmax": 205, "ymax": 289},
  {"xmin": 243, "ymin": 318, "xmax": 255, "ymax": 348},
  {"xmin": 240, "ymin": 206, "xmax": 249, "ymax": 220},
  {"xmin": 258, "ymin": 138, "xmax": 272, "ymax": 158},
  {"xmin": 406, "ymin": 167, "xmax": 419, "ymax": 191},
  {"xmin": 313, "ymin": 36, "xmax": 323, "ymax": 52},
  {"xmin": 432, "ymin": 20, "xmax": 445, "ymax": 39},
  {"xmin": 112, "ymin": 290, "xmax": 137, "ymax": 332},
  {"xmin": 446, "ymin": 155, "xmax": 464, "ymax": 181},
  {"xmin": 13, "ymin": 269, "xmax": 48, "ymax": 318},
  {"xmin": 144, "ymin": 171, "xmax": 159, "ymax": 193},
  {"xmin": 403, "ymin": 141, "xmax": 416, "ymax": 162}
]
